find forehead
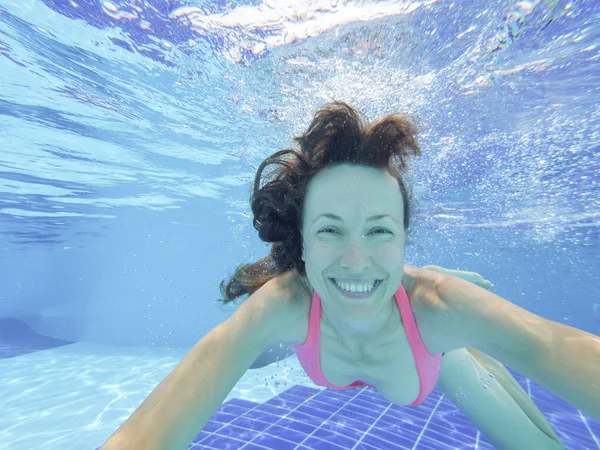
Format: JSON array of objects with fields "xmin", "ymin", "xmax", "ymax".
[{"xmin": 303, "ymin": 164, "xmax": 403, "ymax": 218}]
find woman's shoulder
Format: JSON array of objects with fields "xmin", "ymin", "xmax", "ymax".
[
  {"xmin": 403, "ymin": 266, "xmax": 448, "ymax": 354},
  {"xmin": 403, "ymin": 265, "xmax": 445, "ymax": 313},
  {"xmin": 266, "ymin": 269, "xmax": 312, "ymax": 343}
]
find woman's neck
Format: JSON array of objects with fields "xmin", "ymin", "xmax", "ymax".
[
  {"xmin": 321, "ymin": 294, "xmax": 397, "ymax": 352},
  {"xmin": 299, "ymin": 272, "xmax": 398, "ymax": 350}
]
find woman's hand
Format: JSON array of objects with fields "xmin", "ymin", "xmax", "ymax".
[{"xmin": 423, "ymin": 264, "xmax": 494, "ymax": 290}]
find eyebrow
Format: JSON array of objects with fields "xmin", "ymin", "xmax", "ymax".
[{"xmin": 312, "ymin": 213, "xmax": 399, "ymax": 224}]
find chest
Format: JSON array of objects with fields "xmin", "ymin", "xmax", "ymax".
[{"xmin": 318, "ymin": 318, "xmax": 421, "ymax": 406}]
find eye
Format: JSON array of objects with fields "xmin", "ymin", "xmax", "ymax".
[
  {"xmin": 372, "ymin": 228, "xmax": 392, "ymax": 235},
  {"xmin": 317, "ymin": 227, "xmax": 392, "ymax": 235},
  {"xmin": 318, "ymin": 227, "xmax": 338, "ymax": 234}
]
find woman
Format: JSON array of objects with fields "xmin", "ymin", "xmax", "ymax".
[{"xmin": 102, "ymin": 101, "xmax": 600, "ymax": 450}]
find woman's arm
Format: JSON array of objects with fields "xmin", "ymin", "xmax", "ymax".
[
  {"xmin": 419, "ymin": 265, "xmax": 563, "ymax": 444},
  {"xmin": 417, "ymin": 267, "xmax": 600, "ymax": 423},
  {"xmin": 421, "ymin": 264, "xmax": 494, "ymax": 290},
  {"xmin": 439, "ymin": 348, "xmax": 564, "ymax": 449},
  {"xmin": 101, "ymin": 277, "xmax": 302, "ymax": 450}
]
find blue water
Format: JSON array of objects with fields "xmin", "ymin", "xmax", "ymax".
[{"xmin": 0, "ymin": 0, "xmax": 599, "ymax": 449}]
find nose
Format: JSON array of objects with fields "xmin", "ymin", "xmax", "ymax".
[{"xmin": 339, "ymin": 235, "xmax": 371, "ymax": 270}]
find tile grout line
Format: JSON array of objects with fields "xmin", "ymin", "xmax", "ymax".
[
  {"xmin": 349, "ymin": 402, "xmax": 392, "ymax": 450},
  {"xmin": 238, "ymin": 388, "xmax": 327, "ymax": 449},
  {"xmin": 200, "ymin": 410, "xmax": 269, "ymax": 449},
  {"xmin": 202, "ymin": 389, "xmax": 318, "ymax": 450},
  {"xmin": 193, "ymin": 434, "xmax": 269, "ymax": 450},
  {"xmin": 578, "ymin": 410, "xmax": 600, "ymax": 449},
  {"xmin": 293, "ymin": 387, "xmax": 366, "ymax": 449},
  {"xmin": 411, "ymin": 394, "xmax": 444, "ymax": 450}
]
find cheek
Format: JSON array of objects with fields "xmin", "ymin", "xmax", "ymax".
[
  {"xmin": 305, "ymin": 241, "xmax": 334, "ymax": 263},
  {"xmin": 379, "ymin": 246, "xmax": 404, "ymax": 266}
]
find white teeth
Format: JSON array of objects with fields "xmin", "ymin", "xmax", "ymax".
[{"xmin": 333, "ymin": 279, "xmax": 378, "ymax": 293}]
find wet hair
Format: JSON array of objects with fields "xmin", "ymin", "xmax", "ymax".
[{"xmin": 219, "ymin": 100, "xmax": 421, "ymax": 303}]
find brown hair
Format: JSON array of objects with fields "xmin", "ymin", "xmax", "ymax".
[{"xmin": 219, "ymin": 101, "xmax": 421, "ymax": 304}]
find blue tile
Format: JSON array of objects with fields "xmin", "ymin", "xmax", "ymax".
[
  {"xmin": 226, "ymin": 398, "xmax": 260, "ymax": 408},
  {"xmin": 327, "ymin": 412, "xmax": 372, "ymax": 432},
  {"xmin": 436, "ymin": 397, "xmax": 459, "ymax": 411},
  {"xmin": 210, "ymin": 411, "xmax": 238, "ymax": 423},
  {"xmin": 429, "ymin": 416, "xmax": 478, "ymax": 440},
  {"xmin": 202, "ymin": 420, "xmax": 224, "ymax": 432},
  {"xmin": 315, "ymin": 389, "xmax": 357, "ymax": 403},
  {"xmin": 554, "ymin": 429, "xmax": 599, "ymax": 449},
  {"xmin": 361, "ymin": 431, "xmax": 413, "ymax": 449},
  {"xmin": 275, "ymin": 392, "xmax": 311, "ymax": 406},
  {"xmin": 275, "ymin": 417, "xmax": 318, "ymax": 434},
  {"xmin": 352, "ymin": 443, "xmax": 382, "ymax": 450},
  {"xmin": 583, "ymin": 414, "xmax": 600, "ymax": 442},
  {"xmin": 312, "ymin": 426, "xmax": 358, "ymax": 448},
  {"xmin": 414, "ymin": 438, "xmax": 462, "ymax": 449},
  {"xmin": 476, "ymin": 439, "xmax": 496, "ymax": 450},
  {"xmin": 306, "ymin": 397, "xmax": 344, "ymax": 414},
  {"xmin": 319, "ymin": 417, "xmax": 366, "ymax": 439},
  {"xmin": 555, "ymin": 419, "xmax": 594, "ymax": 439},
  {"xmin": 266, "ymin": 395, "xmax": 304, "ymax": 409},
  {"xmin": 216, "ymin": 424, "xmax": 259, "ymax": 441},
  {"xmin": 383, "ymin": 405, "xmax": 430, "ymax": 423},
  {"xmin": 199, "ymin": 434, "xmax": 246, "ymax": 450},
  {"xmin": 302, "ymin": 436, "xmax": 347, "ymax": 449},
  {"xmin": 325, "ymin": 386, "xmax": 365, "ymax": 399},
  {"xmin": 356, "ymin": 389, "xmax": 389, "ymax": 406},
  {"xmin": 339, "ymin": 402, "xmax": 381, "ymax": 420},
  {"xmin": 349, "ymin": 397, "xmax": 387, "ymax": 413},
  {"xmin": 276, "ymin": 391, "xmax": 310, "ymax": 404},
  {"xmin": 530, "ymin": 384, "xmax": 579, "ymax": 413},
  {"xmin": 230, "ymin": 416, "xmax": 272, "ymax": 432},
  {"xmin": 287, "ymin": 409, "xmax": 325, "ymax": 426},
  {"xmin": 422, "ymin": 427, "xmax": 476, "ymax": 448},
  {"xmin": 368, "ymin": 423, "xmax": 419, "ymax": 447},
  {"xmin": 218, "ymin": 403, "xmax": 252, "ymax": 416},
  {"xmin": 295, "ymin": 404, "xmax": 335, "ymax": 420},
  {"xmin": 264, "ymin": 424, "xmax": 309, "ymax": 443},
  {"xmin": 288, "ymin": 385, "xmax": 321, "ymax": 397},
  {"xmin": 549, "ymin": 413, "xmax": 598, "ymax": 446},
  {"xmin": 243, "ymin": 409, "xmax": 284, "ymax": 423},
  {"xmin": 373, "ymin": 417, "xmax": 425, "ymax": 435},
  {"xmin": 251, "ymin": 433, "xmax": 299, "ymax": 450},
  {"xmin": 193, "ymin": 384, "xmax": 600, "ymax": 450},
  {"xmin": 374, "ymin": 415, "xmax": 425, "ymax": 435},
  {"xmin": 191, "ymin": 430, "xmax": 211, "ymax": 443},
  {"xmin": 256, "ymin": 402, "xmax": 294, "ymax": 416}
]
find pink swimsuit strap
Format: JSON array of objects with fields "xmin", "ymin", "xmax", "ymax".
[{"xmin": 294, "ymin": 283, "xmax": 442, "ymax": 406}]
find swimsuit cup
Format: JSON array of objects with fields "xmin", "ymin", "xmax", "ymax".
[{"xmin": 294, "ymin": 283, "xmax": 442, "ymax": 406}]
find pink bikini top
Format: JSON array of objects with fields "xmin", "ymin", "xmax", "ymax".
[{"xmin": 293, "ymin": 283, "xmax": 442, "ymax": 406}]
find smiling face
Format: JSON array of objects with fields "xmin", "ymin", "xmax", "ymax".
[{"xmin": 301, "ymin": 164, "xmax": 407, "ymax": 321}]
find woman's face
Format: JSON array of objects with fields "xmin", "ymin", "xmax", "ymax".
[{"xmin": 301, "ymin": 164, "xmax": 406, "ymax": 318}]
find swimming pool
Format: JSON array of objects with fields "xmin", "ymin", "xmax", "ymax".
[{"xmin": 0, "ymin": 0, "xmax": 598, "ymax": 449}]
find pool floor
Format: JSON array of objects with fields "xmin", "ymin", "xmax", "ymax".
[
  {"xmin": 1, "ymin": 318, "xmax": 599, "ymax": 449},
  {"xmin": 191, "ymin": 382, "xmax": 599, "ymax": 450}
]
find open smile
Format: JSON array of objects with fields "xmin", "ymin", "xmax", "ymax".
[{"xmin": 329, "ymin": 278, "xmax": 382, "ymax": 299}]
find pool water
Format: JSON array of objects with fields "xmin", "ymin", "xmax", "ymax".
[{"xmin": 0, "ymin": 0, "xmax": 599, "ymax": 449}]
